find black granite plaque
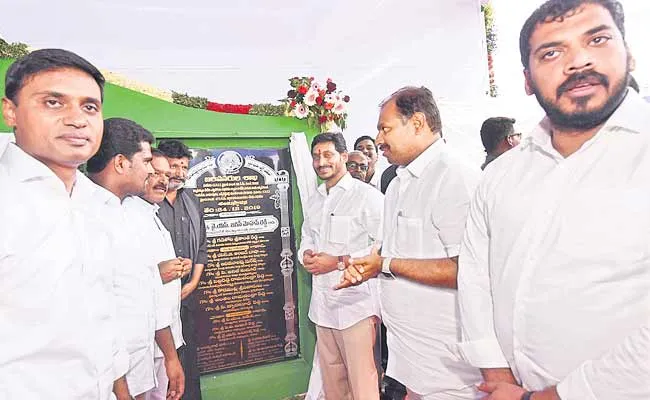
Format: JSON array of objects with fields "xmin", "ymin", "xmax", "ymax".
[{"xmin": 186, "ymin": 148, "xmax": 299, "ymax": 374}]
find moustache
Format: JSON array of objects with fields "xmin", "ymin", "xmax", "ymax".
[
  {"xmin": 153, "ymin": 183, "xmax": 167, "ymax": 191},
  {"xmin": 557, "ymin": 72, "xmax": 609, "ymax": 98}
]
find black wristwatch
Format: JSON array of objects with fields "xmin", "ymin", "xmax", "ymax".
[{"xmin": 520, "ymin": 392, "xmax": 535, "ymax": 400}]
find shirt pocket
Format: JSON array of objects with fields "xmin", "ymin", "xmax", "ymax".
[
  {"xmin": 396, "ymin": 216, "xmax": 423, "ymax": 254},
  {"xmin": 329, "ymin": 215, "xmax": 352, "ymax": 244}
]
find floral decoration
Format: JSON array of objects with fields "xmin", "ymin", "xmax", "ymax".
[{"xmin": 283, "ymin": 77, "xmax": 350, "ymax": 130}]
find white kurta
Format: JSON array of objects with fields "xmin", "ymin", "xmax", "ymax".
[
  {"xmin": 380, "ymin": 140, "xmax": 482, "ymax": 396},
  {"xmin": 123, "ymin": 196, "xmax": 184, "ymax": 356},
  {"xmin": 458, "ymin": 92, "xmax": 650, "ymax": 400},
  {"xmin": 117, "ymin": 196, "xmax": 173, "ymax": 395},
  {"xmin": 0, "ymin": 144, "xmax": 128, "ymax": 399},
  {"xmin": 298, "ymin": 173, "xmax": 383, "ymax": 330}
]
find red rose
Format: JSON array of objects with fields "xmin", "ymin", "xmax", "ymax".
[
  {"xmin": 298, "ymin": 86, "xmax": 308, "ymax": 95},
  {"xmin": 290, "ymin": 100, "xmax": 296, "ymax": 108},
  {"xmin": 326, "ymin": 81, "xmax": 337, "ymax": 93},
  {"xmin": 324, "ymin": 102, "xmax": 334, "ymax": 110},
  {"xmin": 318, "ymin": 115, "xmax": 327, "ymax": 124},
  {"xmin": 343, "ymin": 95, "xmax": 350, "ymax": 102},
  {"xmin": 316, "ymin": 96, "xmax": 323, "ymax": 105}
]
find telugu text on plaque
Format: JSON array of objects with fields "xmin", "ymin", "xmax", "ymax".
[{"xmin": 186, "ymin": 148, "xmax": 299, "ymax": 374}]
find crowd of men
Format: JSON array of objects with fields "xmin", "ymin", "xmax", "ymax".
[
  {"xmin": 0, "ymin": 0, "xmax": 648, "ymax": 399},
  {"xmin": 0, "ymin": 48, "xmax": 207, "ymax": 399}
]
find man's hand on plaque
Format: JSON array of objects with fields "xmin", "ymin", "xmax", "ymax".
[
  {"xmin": 164, "ymin": 356, "xmax": 185, "ymax": 400},
  {"xmin": 335, "ymin": 246, "xmax": 381, "ymax": 290},
  {"xmin": 158, "ymin": 258, "xmax": 185, "ymax": 284},
  {"xmin": 179, "ymin": 258, "xmax": 192, "ymax": 278},
  {"xmin": 303, "ymin": 251, "xmax": 337, "ymax": 276}
]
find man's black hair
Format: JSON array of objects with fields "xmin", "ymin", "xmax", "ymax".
[
  {"xmin": 311, "ymin": 132, "xmax": 347, "ymax": 154},
  {"xmin": 381, "ymin": 86, "xmax": 443, "ymax": 134},
  {"xmin": 157, "ymin": 139, "xmax": 192, "ymax": 159},
  {"xmin": 5, "ymin": 48, "xmax": 105, "ymax": 104},
  {"xmin": 86, "ymin": 118, "xmax": 154, "ymax": 173},
  {"xmin": 519, "ymin": 0, "xmax": 625, "ymax": 69},
  {"xmin": 151, "ymin": 148, "xmax": 166, "ymax": 158},
  {"xmin": 354, "ymin": 135, "xmax": 377, "ymax": 151},
  {"xmin": 480, "ymin": 117, "xmax": 517, "ymax": 153}
]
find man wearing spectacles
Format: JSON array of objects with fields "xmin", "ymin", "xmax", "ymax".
[
  {"xmin": 479, "ymin": 117, "xmax": 521, "ymax": 170},
  {"xmin": 346, "ymin": 150, "xmax": 370, "ymax": 181}
]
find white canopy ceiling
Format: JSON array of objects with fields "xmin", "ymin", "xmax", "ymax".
[{"xmin": 9, "ymin": 0, "xmax": 646, "ymax": 166}]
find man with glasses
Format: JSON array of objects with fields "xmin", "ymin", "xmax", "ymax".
[
  {"xmin": 346, "ymin": 150, "xmax": 370, "ymax": 181},
  {"xmin": 479, "ymin": 117, "xmax": 521, "ymax": 170}
]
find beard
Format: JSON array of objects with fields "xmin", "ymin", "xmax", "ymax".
[{"xmin": 530, "ymin": 68, "xmax": 630, "ymax": 131}]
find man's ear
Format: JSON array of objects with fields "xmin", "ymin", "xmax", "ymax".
[
  {"xmin": 523, "ymin": 69, "xmax": 534, "ymax": 96},
  {"xmin": 341, "ymin": 152, "xmax": 349, "ymax": 164},
  {"xmin": 2, "ymin": 97, "xmax": 17, "ymax": 128},
  {"xmin": 628, "ymin": 51, "xmax": 636, "ymax": 72},
  {"xmin": 412, "ymin": 112, "xmax": 426, "ymax": 134},
  {"xmin": 113, "ymin": 154, "xmax": 129, "ymax": 174}
]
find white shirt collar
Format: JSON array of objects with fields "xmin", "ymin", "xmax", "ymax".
[
  {"xmin": 2, "ymin": 143, "xmax": 59, "ymax": 182},
  {"xmin": 397, "ymin": 138, "xmax": 444, "ymax": 179},
  {"xmin": 316, "ymin": 172, "xmax": 354, "ymax": 196},
  {"xmin": 1, "ymin": 143, "xmax": 117, "ymax": 206},
  {"xmin": 524, "ymin": 90, "xmax": 648, "ymax": 155},
  {"xmin": 123, "ymin": 195, "xmax": 159, "ymax": 214}
]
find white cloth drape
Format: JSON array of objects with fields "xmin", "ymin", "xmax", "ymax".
[{"xmin": 288, "ymin": 132, "xmax": 324, "ymax": 399}]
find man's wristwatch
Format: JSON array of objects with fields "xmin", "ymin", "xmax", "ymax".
[
  {"xmin": 381, "ymin": 257, "xmax": 394, "ymax": 277},
  {"xmin": 337, "ymin": 255, "xmax": 346, "ymax": 271}
]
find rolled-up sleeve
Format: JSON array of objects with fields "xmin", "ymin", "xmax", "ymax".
[
  {"xmin": 457, "ymin": 180, "xmax": 509, "ymax": 368},
  {"xmin": 556, "ymin": 323, "xmax": 650, "ymax": 400},
  {"xmin": 432, "ymin": 167, "xmax": 479, "ymax": 258},
  {"xmin": 154, "ymin": 265, "xmax": 172, "ymax": 331},
  {"xmin": 350, "ymin": 189, "xmax": 383, "ymax": 259}
]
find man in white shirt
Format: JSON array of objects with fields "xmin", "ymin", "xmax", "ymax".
[
  {"xmin": 87, "ymin": 118, "xmax": 185, "ymax": 400},
  {"xmin": 299, "ymin": 132, "xmax": 383, "ymax": 400},
  {"xmin": 0, "ymin": 49, "xmax": 129, "ymax": 399},
  {"xmin": 338, "ymin": 87, "xmax": 482, "ymax": 399},
  {"xmin": 354, "ymin": 135, "xmax": 384, "ymax": 189},
  {"xmin": 126, "ymin": 149, "xmax": 190, "ymax": 400},
  {"xmin": 346, "ymin": 150, "xmax": 370, "ymax": 182},
  {"xmin": 457, "ymin": 1, "xmax": 650, "ymax": 400}
]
